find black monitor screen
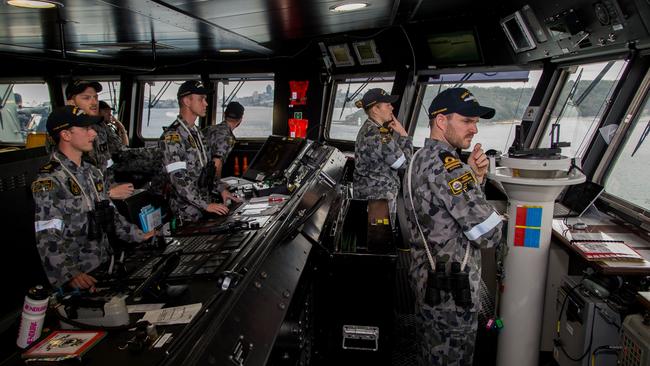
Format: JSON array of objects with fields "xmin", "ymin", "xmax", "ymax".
[
  {"xmin": 242, "ymin": 136, "xmax": 306, "ymax": 182},
  {"xmin": 427, "ymin": 30, "xmax": 482, "ymax": 65},
  {"xmin": 503, "ymin": 17, "xmax": 532, "ymax": 50},
  {"xmin": 562, "ymin": 181, "xmax": 605, "ymax": 216}
]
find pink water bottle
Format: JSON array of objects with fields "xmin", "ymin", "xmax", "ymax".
[{"xmin": 16, "ymin": 285, "xmax": 49, "ymax": 348}]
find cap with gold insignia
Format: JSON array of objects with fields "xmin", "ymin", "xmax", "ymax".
[
  {"xmin": 65, "ymin": 80, "xmax": 102, "ymax": 100},
  {"xmin": 46, "ymin": 106, "xmax": 103, "ymax": 137},
  {"xmin": 355, "ymin": 88, "xmax": 399, "ymax": 109},
  {"xmin": 428, "ymin": 88, "xmax": 495, "ymax": 119},
  {"xmin": 177, "ymin": 80, "xmax": 213, "ymax": 98}
]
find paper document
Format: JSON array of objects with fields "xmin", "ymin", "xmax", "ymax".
[
  {"xmin": 141, "ymin": 303, "xmax": 202, "ymax": 325},
  {"xmin": 127, "ymin": 303, "xmax": 165, "ymax": 313},
  {"xmin": 244, "ymin": 203, "xmax": 269, "ymax": 210}
]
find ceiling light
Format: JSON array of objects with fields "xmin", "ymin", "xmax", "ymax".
[
  {"xmin": 75, "ymin": 49, "xmax": 100, "ymax": 53},
  {"xmin": 6, "ymin": 0, "xmax": 63, "ymax": 9},
  {"xmin": 330, "ymin": 2, "xmax": 369, "ymax": 12},
  {"xmin": 219, "ymin": 49, "xmax": 241, "ymax": 53}
]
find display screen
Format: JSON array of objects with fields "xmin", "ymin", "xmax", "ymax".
[
  {"xmin": 561, "ymin": 181, "xmax": 605, "ymax": 216},
  {"xmin": 504, "ymin": 17, "xmax": 532, "ymax": 50},
  {"xmin": 242, "ymin": 136, "xmax": 306, "ymax": 182},
  {"xmin": 427, "ymin": 30, "xmax": 482, "ymax": 65}
]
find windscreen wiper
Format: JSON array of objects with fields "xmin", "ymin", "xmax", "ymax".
[
  {"xmin": 631, "ymin": 119, "xmax": 650, "ymax": 157},
  {"xmin": 339, "ymin": 77, "xmax": 373, "ymax": 119},
  {"xmin": 221, "ymin": 79, "xmax": 245, "ymax": 114},
  {"xmin": 146, "ymin": 81, "xmax": 173, "ymax": 127},
  {"xmin": 574, "ymin": 61, "xmax": 614, "ymax": 106},
  {"xmin": 0, "ymin": 83, "xmax": 15, "ymax": 129}
]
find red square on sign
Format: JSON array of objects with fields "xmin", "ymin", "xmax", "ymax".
[
  {"xmin": 515, "ymin": 207, "xmax": 527, "ymax": 226},
  {"xmin": 514, "ymin": 228, "xmax": 525, "ymax": 246}
]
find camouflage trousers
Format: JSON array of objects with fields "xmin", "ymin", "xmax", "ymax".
[{"xmin": 416, "ymin": 305, "xmax": 478, "ymax": 366}]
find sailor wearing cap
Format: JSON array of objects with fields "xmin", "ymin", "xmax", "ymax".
[
  {"xmin": 65, "ymin": 80, "xmax": 135, "ymax": 200},
  {"xmin": 159, "ymin": 80, "xmax": 229, "ymax": 222},
  {"xmin": 353, "ymin": 88, "xmax": 412, "ymax": 225},
  {"xmin": 402, "ymin": 88, "xmax": 503, "ymax": 366},
  {"xmin": 203, "ymin": 101, "xmax": 245, "ymax": 202},
  {"xmin": 32, "ymin": 106, "xmax": 153, "ymax": 290}
]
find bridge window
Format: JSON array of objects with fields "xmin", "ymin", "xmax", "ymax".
[
  {"xmin": 604, "ymin": 86, "xmax": 650, "ymax": 211},
  {"xmin": 140, "ymin": 79, "xmax": 185, "ymax": 139},
  {"xmin": 97, "ymin": 81, "xmax": 121, "ymax": 115},
  {"xmin": 411, "ymin": 70, "xmax": 543, "ymax": 151},
  {"xmin": 213, "ymin": 77, "xmax": 274, "ymax": 139},
  {"xmin": 0, "ymin": 82, "xmax": 51, "ymax": 144},
  {"xmin": 536, "ymin": 60, "xmax": 627, "ymax": 158},
  {"xmin": 326, "ymin": 76, "xmax": 395, "ymax": 141}
]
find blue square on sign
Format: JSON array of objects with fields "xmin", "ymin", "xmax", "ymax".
[
  {"xmin": 526, "ymin": 207, "xmax": 543, "ymax": 227},
  {"xmin": 524, "ymin": 229, "xmax": 540, "ymax": 248}
]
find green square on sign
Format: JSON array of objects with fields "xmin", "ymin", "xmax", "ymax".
[{"xmin": 294, "ymin": 112, "xmax": 303, "ymax": 119}]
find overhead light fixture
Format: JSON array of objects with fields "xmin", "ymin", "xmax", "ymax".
[
  {"xmin": 329, "ymin": 2, "xmax": 369, "ymax": 12},
  {"xmin": 219, "ymin": 49, "xmax": 241, "ymax": 53},
  {"xmin": 75, "ymin": 49, "xmax": 100, "ymax": 53},
  {"xmin": 6, "ymin": 0, "xmax": 63, "ymax": 9}
]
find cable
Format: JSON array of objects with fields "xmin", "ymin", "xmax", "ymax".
[{"xmin": 555, "ymin": 281, "xmax": 597, "ymax": 362}]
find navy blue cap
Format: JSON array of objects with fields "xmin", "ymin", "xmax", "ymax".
[
  {"xmin": 224, "ymin": 101, "xmax": 245, "ymax": 119},
  {"xmin": 177, "ymin": 80, "xmax": 212, "ymax": 98},
  {"xmin": 65, "ymin": 80, "xmax": 102, "ymax": 100},
  {"xmin": 98, "ymin": 101, "xmax": 114, "ymax": 111},
  {"xmin": 46, "ymin": 106, "xmax": 103, "ymax": 137},
  {"xmin": 355, "ymin": 88, "xmax": 399, "ymax": 109},
  {"xmin": 428, "ymin": 88, "xmax": 495, "ymax": 119}
]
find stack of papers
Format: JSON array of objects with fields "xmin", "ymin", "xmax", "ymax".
[{"xmin": 572, "ymin": 241, "xmax": 645, "ymax": 262}]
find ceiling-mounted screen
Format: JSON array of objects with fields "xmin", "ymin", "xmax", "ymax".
[
  {"xmin": 328, "ymin": 44, "xmax": 355, "ymax": 67},
  {"xmin": 352, "ymin": 40, "xmax": 382, "ymax": 65},
  {"xmin": 501, "ymin": 11, "xmax": 537, "ymax": 53},
  {"xmin": 427, "ymin": 30, "xmax": 482, "ymax": 66}
]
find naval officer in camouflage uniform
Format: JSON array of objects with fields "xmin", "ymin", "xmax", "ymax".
[
  {"xmin": 65, "ymin": 80, "xmax": 135, "ymax": 200},
  {"xmin": 66, "ymin": 80, "xmax": 163, "ymax": 200},
  {"xmin": 353, "ymin": 88, "xmax": 412, "ymax": 223},
  {"xmin": 159, "ymin": 80, "xmax": 229, "ymax": 222},
  {"xmin": 403, "ymin": 88, "xmax": 503, "ymax": 366},
  {"xmin": 32, "ymin": 106, "xmax": 154, "ymax": 289},
  {"xmin": 203, "ymin": 101, "xmax": 244, "ymax": 201}
]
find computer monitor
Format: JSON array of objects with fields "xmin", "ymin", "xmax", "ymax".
[
  {"xmin": 560, "ymin": 181, "xmax": 605, "ymax": 217},
  {"xmin": 500, "ymin": 11, "xmax": 537, "ymax": 53},
  {"xmin": 242, "ymin": 136, "xmax": 306, "ymax": 182},
  {"xmin": 427, "ymin": 29, "xmax": 483, "ymax": 66}
]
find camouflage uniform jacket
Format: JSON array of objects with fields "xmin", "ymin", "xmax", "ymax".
[
  {"xmin": 204, "ymin": 121, "xmax": 236, "ymax": 163},
  {"xmin": 32, "ymin": 150, "xmax": 145, "ymax": 288},
  {"xmin": 353, "ymin": 119, "xmax": 413, "ymax": 200},
  {"xmin": 159, "ymin": 116, "xmax": 210, "ymax": 222},
  {"xmin": 402, "ymin": 138, "xmax": 502, "ymax": 313},
  {"xmin": 87, "ymin": 121, "xmax": 126, "ymax": 185}
]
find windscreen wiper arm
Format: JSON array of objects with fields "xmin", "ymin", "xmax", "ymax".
[
  {"xmin": 631, "ymin": 119, "xmax": 650, "ymax": 157},
  {"xmin": 574, "ymin": 61, "xmax": 614, "ymax": 106}
]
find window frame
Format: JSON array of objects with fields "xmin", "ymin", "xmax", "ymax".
[
  {"xmin": 529, "ymin": 58, "xmax": 628, "ymax": 157},
  {"xmin": 209, "ymin": 73, "xmax": 275, "ymax": 141},
  {"xmin": 323, "ymin": 72, "xmax": 396, "ymax": 143},
  {"xmin": 0, "ymin": 78, "xmax": 51, "ymax": 146},
  {"xmin": 592, "ymin": 66, "xmax": 650, "ymax": 225},
  {"xmin": 408, "ymin": 66, "xmax": 543, "ymax": 150},
  {"xmin": 135, "ymin": 75, "xmax": 201, "ymax": 141}
]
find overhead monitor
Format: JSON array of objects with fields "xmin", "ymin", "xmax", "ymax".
[
  {"xmin": 352, "ymin": 40, "xmax": 382, "ymax": 65},
  {"xmin": 501, "ymin": 11, "xmax": 537, "ymax": 53},
  {"xmin": 242, "ymin": 136, "xmax": 306, "ymax": 182},
  {"xmin": 427, "ymin": 30, "xmax": 483, "ymax": 66},
  {"xmin": 328, "ymin": 44, "xmax": 355, "ymax": 67}
]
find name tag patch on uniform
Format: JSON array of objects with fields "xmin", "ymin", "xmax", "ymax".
[
  {"xmin": 448, "ymin": 171, "xmax": 476, "ymax": 195},
  {"xmin": 69, "ymin": 179, "xmax": 81, "ymax": 196},
  {"xmin": 95, "ymin": 181, "xmax": 104, "ymax": 192},
  {"xmin": 439, "ymin": 152, "xmax": 462, "ymax": 172},
  {"xmin": 164, "ymin": 133, "xmax": 181, "ymax": 144},
  {"xmin": 31, "ymin": 179, "xmax": 54, "ymax": 193}
]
